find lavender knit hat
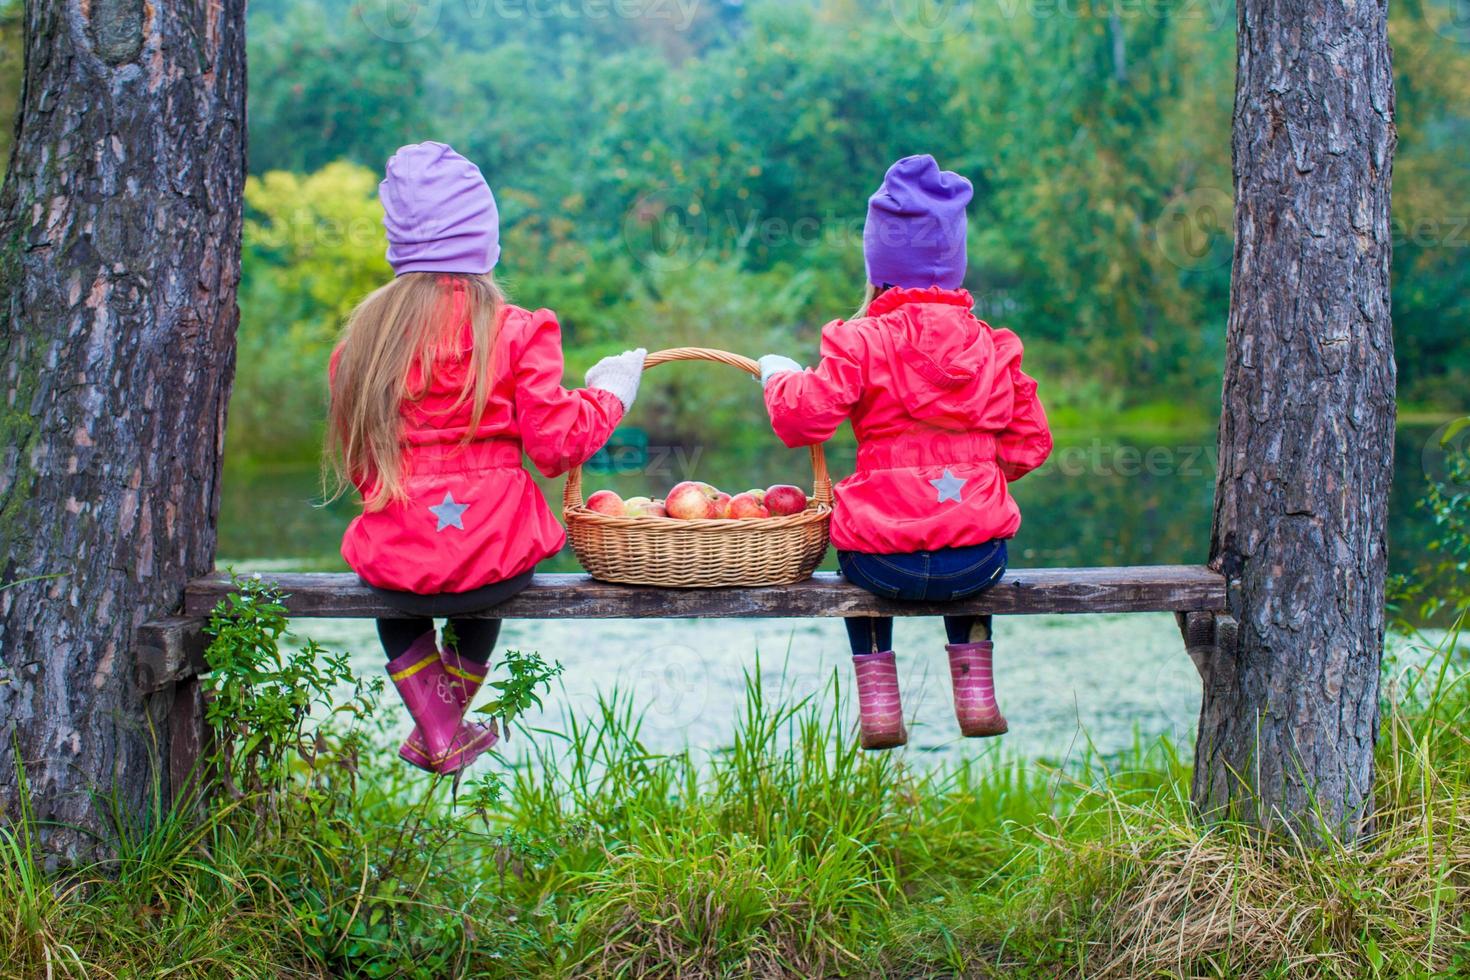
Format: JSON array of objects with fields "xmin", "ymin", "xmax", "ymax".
[
  {"xmin": 380, "ymin": 142, "xmax": 500, "ymax": 276},
  {"xmin": 863, "ymin": 155, "xmax": 973, "ymax": 290}
]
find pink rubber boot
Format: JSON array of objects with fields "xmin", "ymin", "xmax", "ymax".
[
  {"xmin": 398, "ymin": 643, "xmax": 500, "ymax": 774},
  {"xmin": 852, "ymin": 650, "xmax": 908, "ymax": 750},
  {"xmin": 946, "ymin": 641, "xmax": 1008, "ymax": 737},
  {"xmin": 387, "ymin": 633, "xmax": 499, "ymax": 774}
]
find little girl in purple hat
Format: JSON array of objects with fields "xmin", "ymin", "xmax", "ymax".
[
  {"xmin": 759, "ymin": 154, "xmax": 1053, "ymax": 750},
  {"xmin": 326, "ymin": 142, "xmax": 645, "ymax": 774}
]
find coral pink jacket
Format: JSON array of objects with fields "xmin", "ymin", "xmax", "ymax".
[
  {"xmin": 763, "ymin": 287, "xmax": 1052, "ymax": 554},
  {"xmin": 333, "ymin": 287, "xmax": 623, "ymax": 594}
]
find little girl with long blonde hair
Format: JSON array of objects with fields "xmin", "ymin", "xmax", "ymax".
[{"xmin": 327, "ymin": 142, "xmax": 644, "ymax": 773}]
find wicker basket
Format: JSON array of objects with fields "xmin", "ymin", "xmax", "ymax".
[{"xmin": 564, "ymin": 347, "xmax": 832, "ymax": 588}]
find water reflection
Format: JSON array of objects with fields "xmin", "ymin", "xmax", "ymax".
[{"xmin": 221, "ymin": 424, "xmax": 1443, "ymax": 576}]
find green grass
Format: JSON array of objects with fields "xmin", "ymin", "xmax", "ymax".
[{"xmin": 3, "ymin": 624, "xmax": 1469, "ymax": 977}]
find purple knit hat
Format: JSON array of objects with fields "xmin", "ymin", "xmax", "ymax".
[
  {"xmin": 863, "ymin": 155, "xmax": 973, "ymax": 290},
  {"xmin": 380, "ymin": 142, "xmax": 500, "ymax": 276}
]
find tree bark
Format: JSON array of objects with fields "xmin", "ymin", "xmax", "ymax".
[
  {"xmin": 1197, "ymin": 0, "xmax": 1396, "ymax": 837},
  {"xmin": 0, "ymin": 0, "xmax": 245, "ymax": 858}
]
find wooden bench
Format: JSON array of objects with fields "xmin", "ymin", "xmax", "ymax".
[{"xmin": 136, "ymin": 565, "xmax": 1232, "ymax": 801}]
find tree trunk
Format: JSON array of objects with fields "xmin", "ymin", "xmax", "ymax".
[
  {"xmin": 0, "ymin": 0, "xmax": 245, "ymax": 858},
  {"xmin": 1196, "ymin": 0, "xmax": 1396, "ymax": 836}
]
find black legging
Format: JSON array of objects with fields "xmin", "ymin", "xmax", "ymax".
[
  {"xmin": 375, "ymin": 616, "xmax": 502, "ymax": 665},
  {"xmin": 846, "ymin": 614, "xmax": 991, "ymax": 655},
  {"xmin": 371, "ymin": 570, "xmax": 534, "ymax": 665}
]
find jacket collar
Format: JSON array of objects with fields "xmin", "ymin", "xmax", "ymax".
[{"xmin": 867, "ymin": 286, "xmax": 974, "ymax": 317}]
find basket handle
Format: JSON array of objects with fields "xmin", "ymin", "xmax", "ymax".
[{"xmin": 564, "ymin": 346, "xmax": 833, "ymax": 511}]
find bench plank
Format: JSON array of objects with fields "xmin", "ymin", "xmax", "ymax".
[
  {"xmin": 134, "ymin": 616, "xmax": 209, "ymax": 692},
  {"xmin": 185, "ymin": 566, "xmax": 1225, "ymax": 620}
]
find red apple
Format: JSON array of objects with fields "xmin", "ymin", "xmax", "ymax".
[
  {"xmin": 743, "ymin": 488, "xmax": 767, "ymax": 504},
  {"xmin": 764, "ymin": 484, "xmax": 808, "ymax": 516},
  {"xmin": 586, "ymin": 489, "xmax": 625, "ymax": 516},
  {"xmin": 728, "ymin": 491, "xmax": 771, "ymax": 519},
  {"xmin": 711, "ymin": 491, "xmax": 732, "ymax": 519},
  {"xmin": 665, "ymin": 481, "xmax": 718, "ymax": 520}
]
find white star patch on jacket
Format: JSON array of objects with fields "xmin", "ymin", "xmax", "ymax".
[
  {"xmin": 929, "ymin": 468, "xmax": 967, "ymax": 504},
  {"xmin": 429, "ymin": 491, "xmax": 469, "ymax": 531}
]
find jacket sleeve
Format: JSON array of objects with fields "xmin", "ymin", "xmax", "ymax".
[
  {"xmin": 997, "ymin": 363, "xmax": 1052, "ymax": 482},
  {"xmin": 513, "ymin": 310, "xmax": 625, "ymax": 478},
  {"xmin": 763, "ymin": 320, "xmax": 865, "ymax": 448}
]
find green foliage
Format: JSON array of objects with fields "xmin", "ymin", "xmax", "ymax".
[
  {"xmin": 0, "ymin": 576, "xmax": 578, "ymax": 977},
  {"xmin": 218, "ymin": 0, "xmax": 1470, "ymax": 467},
  {"xmin": 203, "ymin": 573, "xmax": 374, "ymax": 796},
  {"xmin": 0, "ymin": 0, "xmax": 19, "ymax": 180},
  {"xmin": 232, "ymin": 162, "xmax": 390, "ymax": 460},
  {"xmin": 0, "ymin": 1, "xmax": 1464, "ymax": 459},
  {"xmin": 473, "ymin": 648, "xmax": 564, "ymax": 737},
  {"xmin": 246, "ymin": 2, "xmax": 429, "ymax": 174},
  {"xmin": 1385, "ymin": 3, "xmax": 1470, "ymax": 410},
  {"xmin": 1392, "ymin": 420, "xmax": 1470, "ymax": 626},
  {"xmin": 946, "ymin": 0, "xmax": 1235, "ymax": 396},
  {"xmin": 569, "ymin": 258, "xmax": 817, "ymax": 445}
]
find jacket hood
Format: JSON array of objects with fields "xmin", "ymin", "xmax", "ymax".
[{"xmin": 868, "ymin": 287, "xmax": 1018, "ymax": 428}]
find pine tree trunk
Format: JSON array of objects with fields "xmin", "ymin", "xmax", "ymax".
[
  {"xmin": 0, "ymin": 0, "xmax": 245, "ymax": 858},
  {"xmin": 1197, "ymin": 0, "xmax": 1396, "ymax": 836}
]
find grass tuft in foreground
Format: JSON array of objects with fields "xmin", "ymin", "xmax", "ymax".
[{"xmin": 2, "ymin": 612, "xmax": 1468, "ymax": 977}]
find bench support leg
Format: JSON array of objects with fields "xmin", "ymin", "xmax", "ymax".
[
  {"xmin": 166, "ymin": 676, "xmax": 214, "ymax": 812},
  {"xmin": 135, "ymin": 617, "xmax": 213, "ymax": 812},
  {"xmin": 1176, "ymin": 610, "xmax": 1237, "ymax": 681}
]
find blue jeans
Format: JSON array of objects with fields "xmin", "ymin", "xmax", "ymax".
[{"xmin": 838, "ymin": 541, "xmax": 1008, "ymax": 656}]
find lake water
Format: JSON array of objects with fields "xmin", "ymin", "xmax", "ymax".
[{"xmin": 219, "ymin": 424, "xmax": 1451, "ymax": 767}]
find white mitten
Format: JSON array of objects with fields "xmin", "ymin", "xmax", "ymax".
[
  {"xmin": 757, "ymin": 354, "xmax": 803, "ymax": 387},
  {"xmin": 585, "ymin": 348, "xmax": 647, "ymax": 412}
]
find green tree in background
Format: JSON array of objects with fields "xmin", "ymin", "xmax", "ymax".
[
  {"xmin": 231, "ymin": 162, "xmax": 817, "ymax": 460},
  {"xmin": 1388, "ymin": 0, "xmax": 1470, "ymax": 407},
  {"xmin": 233, "ymin": 163, "xmax": 390, "ymax": 459},
  {"xmin": 948, "ymin": 3, "xmax": 1235, "ymax": 407},
  {"xmin": 0, "ymin": 0, "xmax": 21, "ymax": 171},
  {"xmin": 233, "ymin": 0, "xmax": 1469, "ymax": 451},
  {"xmin": 6, "ymin": 0, "xmax": 1460, "ymax": 462},
  {"xmin": 247, "ymin": 5, "xmax": 429, "ymax": 174}
]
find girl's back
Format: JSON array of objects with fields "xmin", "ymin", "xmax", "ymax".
[
  {"xmin": 764, "ymin": 284, "xmax": 1050, "ymax": 555},
  {"xmin": 331, "ymin": 287, "xmax": 624, "ymax": 595}
]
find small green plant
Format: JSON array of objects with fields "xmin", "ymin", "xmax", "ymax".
[
  {"xmin": 474, "ymin": 648, "xmax": 564, "ymax": 740},
  {"xmin": 202, "ymin": 573, "xmax": 377, "ymax": 797}
]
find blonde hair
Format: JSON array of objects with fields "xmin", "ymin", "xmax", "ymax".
[
  {"xmin": 326, "ymin": 272, "xmax": 504, "ymax": 511},
  {"xmin": 854, "ymin": 282, "xmax": 886, "ymax": 318}
]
